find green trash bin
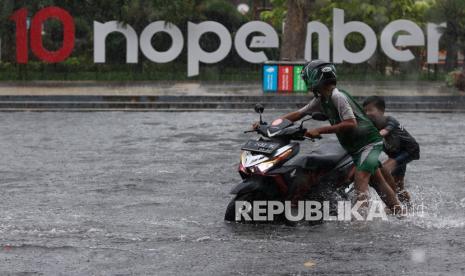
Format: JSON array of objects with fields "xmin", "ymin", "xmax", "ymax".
[{"xmin": 293, "ymin": 65, "xmax": 307, "ymax": 93}]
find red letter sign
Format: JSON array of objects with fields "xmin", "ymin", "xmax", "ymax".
[
  {"xmin": 10, "ymin": 7, "xmax": 75, "ymax": 63},
  {"xmin": 9, "ymin": 8, "xmax": 28, "ymax": 63}
]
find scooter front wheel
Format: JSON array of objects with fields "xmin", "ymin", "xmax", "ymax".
[
  {"xmin": 224, "ymin": 192, "xmax": 258, "ymax": 222},
  {"xmin": 224, "ymin": 192, "xmax": 293, "ymax": 224}
]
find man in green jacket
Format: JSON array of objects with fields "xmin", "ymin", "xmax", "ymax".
[{"xmin": 280, "ymin": 60, "xmax": 401, "ymax": 214}]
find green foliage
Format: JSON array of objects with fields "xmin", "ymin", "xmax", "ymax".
[
  {"xmin": 427, "ymin": 0, "xmax": 465, "ymax": 69},
  {"xmin": 260, "ymin": 0, "xmax": 286, "ymax": 30},
  {"xmin": 317, "ymin": 0, "xmax": 434, "ymax": 31},
  {"xmin": 313, "ymin": 0, "xmax": 435, "ymax": 74},
  {"xmin": 200, "ymin": 0, "xmax": 246, "ymax": 29},
  {"xmin": 0, "ymin": 0, "xmax": 453, "ymax": 81}
]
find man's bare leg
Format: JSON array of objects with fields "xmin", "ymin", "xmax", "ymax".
[
  {"xmin": 382, "ymin": 158, "xmax": 397, "ymax": 173},
  {"xmin": 383, "ymin": 158, "xmax": 412, "ymax": 205},
  {"xmin": 372, "ymin": 169, "xmax": 402, "ymax": 213},
  {"xmin": 380, "ymin": 166, "xmax": 397, "ymax": 192},
  {"xmin": 354, "ymin": 170, "xmax": 371, "ymax": 210}
]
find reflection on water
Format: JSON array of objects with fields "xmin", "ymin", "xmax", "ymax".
[{"xmin": 0, "ymin": 112, "xmax": 463, "ymax": 275}]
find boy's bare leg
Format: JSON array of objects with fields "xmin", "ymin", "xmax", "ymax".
[
  {"xmin": 395, "ymin": 175, "xmax": 405, "ymax": 191},
  {"xmin": 394, "ymin": 176, "xmax": 411, "ymax": 205},
  {"xmin": 381, "ymin": 158, "xmax": 411, "ymax": 207},
  {"xmin": 383, "ymin": 157, "xmax": 412, "ymax": 205}
]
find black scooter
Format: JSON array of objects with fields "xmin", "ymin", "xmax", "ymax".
[{"xmin": 224, "ymin": 104, "xmax": 355, "ymax": 223}]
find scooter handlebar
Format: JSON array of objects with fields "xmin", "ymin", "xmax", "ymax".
[
  {"xmin": 244, "ymin": 124, "xmax": 322, "ymax": 141},
  {"xmin": 304, "ymin": 136, "xmax": 322, "ymax": 142}
]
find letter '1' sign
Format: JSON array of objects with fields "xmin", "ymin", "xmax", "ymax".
[{"xmin": 10, "ymin": 7, "xmax": 75, "ymax": 63}]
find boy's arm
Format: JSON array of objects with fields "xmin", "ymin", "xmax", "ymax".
[
  {"xmin": 380, "ymin": 129, "xmax": 390, "ymax": 137},
  {"xmin": 379, "ymin": 116, "xmax": 399, "ymax": 136}
]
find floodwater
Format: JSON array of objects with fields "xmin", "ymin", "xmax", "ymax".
[{"xmin": 0, "ymin": 111, "xmax": 464, "ymax": 275}]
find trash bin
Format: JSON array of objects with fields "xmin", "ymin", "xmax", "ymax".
[{"xmin": 262, "ymin": 61, "xmax": 308, "ymax": 93}]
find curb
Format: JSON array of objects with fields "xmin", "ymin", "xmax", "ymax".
[{"xmin": 0, "ymin": 95, "xmax": 463, "ymax": 112}]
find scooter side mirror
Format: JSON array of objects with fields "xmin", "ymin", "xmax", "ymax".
[
  {"xmin": 312, "ymin": 112, "xmax": 328, "ymax": 121},
  {"xmin": 254, "ymin": 103, "xmax": 264, "ymax": 114}
]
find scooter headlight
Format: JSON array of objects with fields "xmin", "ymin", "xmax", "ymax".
[
  {"xmin": 240, "ymin": 151, "xmax": 247, "ymax": 165},
  {"xmin": 255, "ymin": 148, "xmax": 293, "ymax": 173},
  {"xmin": 256, "ymin": 160, "xmax": 276, "ymax": 172}
]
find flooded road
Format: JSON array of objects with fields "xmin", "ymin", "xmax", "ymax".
[{"xmin": 0, "ymin": 111, "xmax": 464, "ymax": 275}]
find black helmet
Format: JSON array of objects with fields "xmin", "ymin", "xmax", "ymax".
[{"xmin": 301, "ymin": 60, "xmax": 337, "ymax": 97}]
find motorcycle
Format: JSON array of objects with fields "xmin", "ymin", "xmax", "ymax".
[{"xmin": 224, "ymin": 104, "xmax": 356, "ymax": 223}]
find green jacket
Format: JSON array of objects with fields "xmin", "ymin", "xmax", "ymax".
[{"xmin": 320, "ymin": 89, "xmax": 382, "ymax": 153}]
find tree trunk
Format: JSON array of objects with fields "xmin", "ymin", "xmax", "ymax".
[
  {"xmin": 0, "ymin": 0, "xmax": 15, "ymax": 62},
  {"xmin": 280, "ymin": 0, "xmax": 312, "ymax": 61},
  {"xmin": 445, "ymin": 44, "xmax": 457, "ymax": 71},
  {"xmin": 463, "ymin": 49, "xmax": 465, "ymax": 71}
]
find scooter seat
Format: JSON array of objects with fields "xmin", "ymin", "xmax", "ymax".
[{"xmin": 291, "ymin": 143, "xmax": 348, "ymax": 170}]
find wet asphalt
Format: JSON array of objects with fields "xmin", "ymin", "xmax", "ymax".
[{"xmin": 0, "ymin": 111, "xmax": 464, "ymax": 275}]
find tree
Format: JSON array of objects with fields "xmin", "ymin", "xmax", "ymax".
[
  {"xmin": 260, "ymin": 0, "xmax": 287, "ymax": 30},
  {"xmin": 280, "ymin": 0, "xmax": 313, "ymax": 60},
  {"xmin": 318, "ymin": 0, "xmax": 433, "ymax": 74},
  {"xmin": 427, "ymin": 0, "xmax": 465, "ymax": 71}
]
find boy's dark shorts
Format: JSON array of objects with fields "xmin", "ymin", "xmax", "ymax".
[{"xmin": 389, "ymin": 151, "xmax": 415, "ymax": 177}]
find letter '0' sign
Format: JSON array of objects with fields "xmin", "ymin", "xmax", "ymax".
[
  {"xmin": 94, "ymin": 20, "xmax": 184, "ymax": 64},
  {"xmin": 10, "ymin": 7, "xmax": 75, "ymax": 63},
  {"xmin": 93, "ymin": 19, "xmax": 279, "ymax": 76},
  {"xmin": 188, "ymin": 21, "xmax": 232, "ymax": 77},
  {"xmin": 140, "ymin": 21, "xmax": 184, "ymax": 63}
]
